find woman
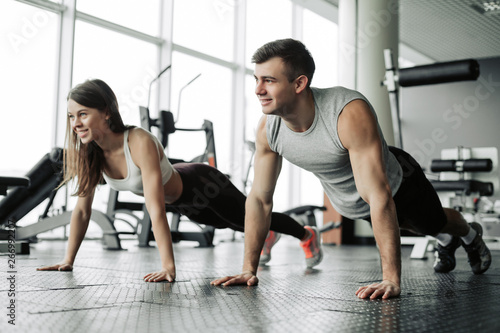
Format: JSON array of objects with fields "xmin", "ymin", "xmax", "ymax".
[{"xmin": 37, "ymin": 79, "xmax": 322, "ymax": 282}]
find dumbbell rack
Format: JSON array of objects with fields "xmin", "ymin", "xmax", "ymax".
[{"xmin": 431, "ymin": 146, "xmax": 500, "ymax": 244}]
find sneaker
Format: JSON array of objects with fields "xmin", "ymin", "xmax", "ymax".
[
  {"xmin": 300, "ymin": 226, "xmax": 323, "ymax": 268},
  {"xmin": 259, "ymin": 230, "xmax": 281, "ymax": 265},
  {"xmin": 433, "ymin": 236, "xmax": 461, "ymax": 273},
  {"xmin": 462, "ymin": 222, "xmax": 491, "ymax": 275}
]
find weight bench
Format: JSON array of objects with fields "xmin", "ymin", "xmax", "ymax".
[
  {"xmin": 0, "ymin": 148, "xmax": 122, "ymax": 250},
  {"xmin": 0, "ymin": 176, "xmax": 30, "ymax": 196},
  {"xmin": 0, "ymin": 176, "xmax": 30, "ymax": 254}
]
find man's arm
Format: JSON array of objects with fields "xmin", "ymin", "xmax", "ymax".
[
  {"xmin": 211, "ymin": 115, "xmax": 282, "ymax": 286},
  {"xmin": 338, "ymin": 99, "xmax": 401, "ymax": 300}
]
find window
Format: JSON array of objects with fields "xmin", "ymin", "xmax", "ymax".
[
  {"xmin": 300, "ymin": 8, "xmax": 340, "ymax": 206},
  {"xmin": 72, "ymin": 20, "xmax": 158, "ymax": 127},
  {"xmin": 245, "ymin": 0, "xmax": 292, "ymax": 68},
  {"xmin": 303, "ymin": 8, "xmax": 339, "ymax": 88},
  {"xmin": 0, "ymin": 1, "xmax": 58, "ymax": 175},
  {"xmin": 173, "ymin": 0, "xmax": 235, "ymax": 62},
  {"xmin": 76, "ymin": 0, "xmax": 161, "ymax": 36},
  {"xmin": 168, "ymin": 51, "xmax": 233, "ymax": 174},
  {"xmin": 244, "ymin": 75, "xmax": 260, "ymax": 144},
  {"xmin": 2, "ymin": 0, "xmax": 343, "ymax": 223},
  {"xmin": 243, "ymin": 0, "xmax": 294, "ymax": 210}
]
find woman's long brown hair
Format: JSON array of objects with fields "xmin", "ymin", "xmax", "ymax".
[{"xmin": 61, "ymin": 79, "xmax": 130, "ymax": 197}]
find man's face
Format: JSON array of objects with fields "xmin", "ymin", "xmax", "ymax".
[{"xmin": 254, "ymin": 57, "xmax": 297, "ymax": 116}]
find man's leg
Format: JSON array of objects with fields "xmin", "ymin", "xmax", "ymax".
[
  {"xmin": 435, "ymin": 208, "xmax": 491, "ymax": 274},
  {"xmin": 388, "ymin": 146, "xmax": 491, "ymax": 275},
  {"xmin": 432, "ymin": 208, "xmax": 469, "ymax": 273},
  {"xmin": 439, "ymin": 208, "xmax": 470, "ymax": 236}
]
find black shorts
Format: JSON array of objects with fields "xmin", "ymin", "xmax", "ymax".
[{"xmin": 365, "ymin": 147, "xmax": 447, "ymax": 236}]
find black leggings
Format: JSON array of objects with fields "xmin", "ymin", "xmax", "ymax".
[{"xmin": 170, "ymin": 163, "xmax": 306, "ymax": 239}]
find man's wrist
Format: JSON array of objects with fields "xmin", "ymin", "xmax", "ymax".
[
  {"xmin": 382, "ymin": 278, "xmax": 400, "ymax": 286},
  {"xmin": 242, "ymin": 267, "xmax": 257, "ymax": 276}
]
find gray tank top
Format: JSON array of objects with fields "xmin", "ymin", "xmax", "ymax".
[{"xmin": 266, "ymin": 86, "xmax": 402, "ymax": 219}]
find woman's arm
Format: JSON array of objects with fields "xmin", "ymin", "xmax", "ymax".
[
  {"xmin": 37, "ymin": 189, "xmax": 95, "ymax": 271},
  {"xmin": 130, "ymin": 128, "xmax": 176, "ymax": 282}
]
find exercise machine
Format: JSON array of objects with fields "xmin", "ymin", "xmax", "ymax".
[
  {"xmin": 382, "ymin": 50, "xmax": 482, "ymax": 258},
  {"xmin": 0, "ymin": 175, "xmax": 30, "ymax": 253},
  {"xmin": 105, "ymin": 105, "xmax": 218, "ymax": 248},
  {"xmin": 0, "ymin": 148, "xmax": 123, "ymax": 250},
  {"xmin": 382, "ymin": 49, "xmax": 480, "ymax": 149},
  {"xmin": 431, "ymin": 146, "xmax": 500, "ymax": 240},
  {"xmin": 0, "ymin": 176, "xmax": 30, "ymax": 196}
]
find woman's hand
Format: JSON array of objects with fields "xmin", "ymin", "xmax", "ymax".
[
  {"xmin": 37, "ymin": 262, "xmax": 73, "ymax": 271},
  {"xmin": 143, "ymin": 268, "xmax": 176, "ymax": 283}
]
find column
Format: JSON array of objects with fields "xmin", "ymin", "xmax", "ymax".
[{"xmin": 336, "ymin": 0, "xmax": 399, "ymax": 241}]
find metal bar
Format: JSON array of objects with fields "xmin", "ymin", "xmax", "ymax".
[
  {"xmin": 76, "ymin": 11, "xmax": 164, "ymax": 45},
  {"xmin": 14, "ymin": 0, "xmax": 65, "ymax": 13}
]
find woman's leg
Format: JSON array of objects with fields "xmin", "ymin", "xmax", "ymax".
[{"xmin": 172, "ymin": 163, "xmax": 305, "ymax": 239}]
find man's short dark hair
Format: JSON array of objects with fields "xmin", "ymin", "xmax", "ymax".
[{"xmin": 251, "ymin": 38, "xmax": 315, "ymax": 88}]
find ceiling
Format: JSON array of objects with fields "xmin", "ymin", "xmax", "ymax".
[{"xmin": 324, "ymin": 0, "xmax": 500, "ymax": 62}]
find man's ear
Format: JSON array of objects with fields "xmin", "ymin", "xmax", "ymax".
[{"xmin": 295, "ymin": 75, "xmax": 309, "ymax": 94}]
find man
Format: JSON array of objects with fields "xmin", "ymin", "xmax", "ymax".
[{"xmin": 211, "ymin": 39, "xmax": 491, "ymax": 299}]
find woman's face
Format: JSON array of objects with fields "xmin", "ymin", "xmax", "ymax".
[{"xmin": 67, "ymin": 99, "xmax": 110, "ymax": 145}]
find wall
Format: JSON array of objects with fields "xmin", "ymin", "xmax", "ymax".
[{"xmin": 400, "ymin": 56, "xmax": 500, "ymax": 199}]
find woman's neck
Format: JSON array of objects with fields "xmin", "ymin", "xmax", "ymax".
[{"xmin": 97, "ymin": 130, "xmax": 125, "ymax": 155}]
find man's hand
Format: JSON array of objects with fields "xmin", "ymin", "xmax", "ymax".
[
  {"xmin": 355, "ymin": 280, "xmax": 400, "ymax": 299},
  {"xmin": 210, "ymin": 271, "xmax": 259, "ymax": 287},
  {"xmin": 143, "ymin": 268, "xmax": 176, "ymax": 283},
  {"xmin": 37, "ymin": 262, "xmax": 73, "ymax": 271}
]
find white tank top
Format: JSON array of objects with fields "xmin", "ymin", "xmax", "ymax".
[{"xmin": 102, "ymin": 129, "xmax": 173, "ymax": 195}]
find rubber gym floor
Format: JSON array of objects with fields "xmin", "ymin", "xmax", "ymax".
[{"xmin": 1, "ymin": 234, "xmax": 499, "ymax": 333}]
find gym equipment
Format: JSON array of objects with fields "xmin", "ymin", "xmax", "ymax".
[
  {"xmin": 382, "ymin": 50, "xmax": 482, "ymax": 258},
  {"xmin": 0, "ymin": 176, "xmax": 30, "ymax": 254},
  {"xmin": 398, "ymin": 60, "xmax": 479, "ymax": 87},
  {"xmin": 382, "ymin": 49, "xmax": 480, "ymax": 148},
  {"xmin": 105, "ymin": 105, "xmax": 218, "ymax": 248},
  {"xmin": 0, "ymin": 176, "xmax": 30, "ymax": 196},
  {"xmin": 0, "ymin": 148, "xmax": 123, "ymax": 250},
  {"xmin": 431, "ymin": 147, "xmax": 500, "ymax": 238},
  {"xmin": 431, "ymin": 146, "xmax": 496, "ymax": 202},
  {"xmin": 430, "ymin": 159, "xmax": 493, "ymax": 173},
  {"xmin": 401, "ymin": 147, "xmax": 499, "ymax": 258}
]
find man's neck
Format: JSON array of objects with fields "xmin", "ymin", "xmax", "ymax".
[{"xmin": 282, "ymin": 89, "xmax": 315, "ymax": 133}]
